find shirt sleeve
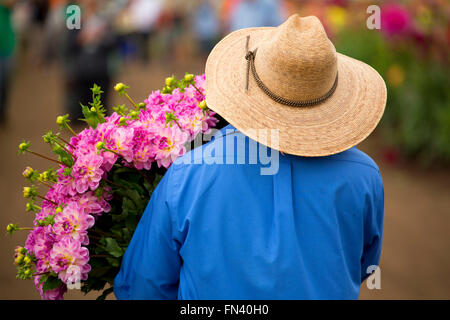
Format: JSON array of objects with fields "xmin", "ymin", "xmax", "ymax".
[
  {"xmin": 360, "ymin": 171, "xmax": 385, "ymax": 283},
  {"xmin": 114, "ymin": 167, "xmax": 182, "ymax": 299}
]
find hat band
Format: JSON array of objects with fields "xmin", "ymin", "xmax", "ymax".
[{"xmin": 245, "ymin": 36, "xmax": 338, "ymax": 107}]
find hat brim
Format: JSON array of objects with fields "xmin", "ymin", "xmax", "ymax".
[{"xmin": 205, "ymin": 27, "xmax": 387, "ymax": 157}]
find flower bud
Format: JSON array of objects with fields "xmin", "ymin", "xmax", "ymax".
[
  {"xmin": 6, "ymin": 223, "xmax": 18, "ymax": 235},
  {"xmin": 16, "ymin": 246, "xmax": 27, "ymax": 255},
  {"xmin": 18, "ymin": 141, "xmax": 30, "ymax": 152},
  {"xmin": 14, "ymin": 254, "xmax": 24, "ymax": 265},
  {"xmin": 165, "ymin": 76, "xmax": 175, "ymax": 86},
  {"xmin": 129, "ymin": 111, "xmax": 139, "ymax": 119},
  {"xmin": 56, "ymin": 116, "xmax": 64, "ymax": 125},
  {"xmin": 90, "ymin": 107, "xmax": 96, "ymax": 112},
  {"xmin": 23, "ymin": 187, "xmax": 32, "ymax": 198},
  {"xmin": 184, "ymin": 73, "xmax": 194, "ymax": 82},
  {"xmin": 137, "ymin": 102, "xmax": 146, "ymax": 110},
  {"xmin": 23, "ymin": 256, "xmax": 31, "ymax": 265},
  {"xmin": 26, "ymin": 202, "xmax": 37, "ymax": 212},
  {"xmin": 114, "ymin": 83, "xmax": 125, "ymax": 92},
  {"xmin": 199, "ymin": 100, "xmax": 207, "ymax": 110},
  {"xmin": 96, "ymin": 141, "xmax": 105, "ymax": 150},
  {"xmin": 24, "ymin": 269, "xmax": 32, "ymax": 277},
  {"xmin": 119, "ymin": 117, "xmax": 128, "ymax": 126},
  {"xmin": 22, "ymin": 167, "xmax": 34, "ymax": 179},
  {"xmin": 55, "ymin": 207, "xmax": 63, "ymax": 214}
]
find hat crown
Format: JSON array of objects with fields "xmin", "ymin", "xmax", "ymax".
[{"xmin": 254, "ymin": 15, "xmax": 338, "ymax": 101}]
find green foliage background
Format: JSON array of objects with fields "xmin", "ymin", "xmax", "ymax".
[{"xmin": 335, "ymin": 28, "xmax": 450, "ymax": 165}]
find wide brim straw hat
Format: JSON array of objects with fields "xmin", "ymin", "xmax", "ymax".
[{"xmin": 205, "ymin": 14, "xmax": 387, "ymax": 157}]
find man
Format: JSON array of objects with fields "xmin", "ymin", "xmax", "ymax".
[
  {"xmin": 114, "ymin": 14, "xmax": 386, "ymax": 299},
  {"xmin": 0, "ymin": 0, "xmax": 16, "ymax": 124}
]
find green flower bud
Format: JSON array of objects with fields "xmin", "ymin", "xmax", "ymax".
[
  {"xmin": 15, "ymin": 246, "xmax": 27, "ymax": 255},
  {"xmin": 23, "ymin": 256, "xmax": 31, "ymax": 265},
  {"xmin": 22, "ymin": 167, "xmax": 34, "ymax": 179},
  {"xmin": 184, "ymin": 73, "xmax": 194, "ymax": 82},
  {"xmin": 119, "ymin": 117, "xmax": 128, "ymax": 126},
  {"xmin": 113, "ymin": 104, "xmax": 128, "ymax": 116},
  {"xmin": 25, "ymin": 201, "xmax": 40, "ymax": 212},
  {"xmin": 18, "ymin": 141, "xmax": 30, "ymax": 154},
  {"xmin": 56, "ymin": 116, "xmax": 64, "ymax": 125},
  {"xmin": 199, "ymin": 100, "xmax": 207, "ymax": 110},
  {"xmin": 42, "ymin": 131, "xmax": 58, "ymax": 144},
  {"xmin": 162, "ymin": 86, "xmax": 171, "ymax": 94},
  {"xmin": 129, "ymin": 111, "xmax": 139, "ymax": 120},
  {"xmin": 23, "ymin": 187, "xmax": 33, "ymax": 198},
  {"xmin": 90, "ymin": 107, "xmax": 96, "ymax": 112},
  {"xmin": 24, "ymin": 269, "xmax": 32, "ymax": 277},
  {"xmin": 114, "ymin": 83, "xmax": 125, "ymax": 92},
  {"xmin": 165, "ymin": 76, "xmax": 176, "ymax": 87},
  {"xmin": 41, "ymin": 169, "xmax": 58, "ymax": 182},
  {"xmin": 56, "ymin": 114, "xmax": 71, "ymax": 130},
  {"xmin": 14, "ymin": 254, "xmax": 24, "ymax": 265},
  {"xmin": 6, "ymin": 223, "xmax": 18, "ymax": 235},
  {"xmin": 55, "ymin": 207, "xmax": 63, "ymax": 214},
  {"xmin": 96, "ymin": 141, "xmax": 105, "ymax": 150}
]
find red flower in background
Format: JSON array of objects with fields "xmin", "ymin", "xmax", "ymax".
[{"xmin": 381, "ymin": 4, "xmax": 412, "ymax": 36}]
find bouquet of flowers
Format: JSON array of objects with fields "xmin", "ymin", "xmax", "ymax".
[{"xmin": 7, "ymin": 73, "xmax": 217, "ymax": 300}]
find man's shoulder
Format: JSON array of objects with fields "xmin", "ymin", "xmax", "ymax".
[
  {"xmin": 170, "ymin": 125, "xmax": 381, "ymax": 178},
  {"xmin": 323, "ymin": 147, "xmax": 381, "ymax": 173}
]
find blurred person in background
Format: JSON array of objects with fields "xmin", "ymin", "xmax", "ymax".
[
  {"xmin": 62, "ymin": 0, "xmax": 118, "ymax": 124},
  {"xmin": 42, "ymin": 0, "xmax": 67, "ymax": 65},
  {"xmin": 192, "ymin": 0, "xmax": 221, "ymax": 57},
  {"xmin": 0, "ymin": 0, "xmax": 17, "ymax": 125},
  {"xmin": 128, "ymin": 0, "xmax": 162, "ymax": 64},
  {"xmin": 228, "ymin": 0, "xmax": 285, "ymax": 31},
  {"xmin": 161, "ymin": 0, "xmax": 193, "ymax": 64}
]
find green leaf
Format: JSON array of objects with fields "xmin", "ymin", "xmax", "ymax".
[
  {"xmin": 106, "ymin": 257, "xmax": 120, "ymax": 268},
  {"xmin": 42, "ymin": 275, "xmax": 63, "ymax": 293},
  {"xmin": 88, "ymin": 266, "xmax": 113, "ymax": 278},
  {"xmin": 81, "ymin": 104, "xmax": 100, "ymax": 129},
  {"xmin": 104, "ymin": 238, "xmax": 123, "ymax": 258}
]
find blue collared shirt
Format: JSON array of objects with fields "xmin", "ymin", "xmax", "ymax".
[{"xmin": 114, "ymin": 125, "xmax": 384, "ymax": 299}]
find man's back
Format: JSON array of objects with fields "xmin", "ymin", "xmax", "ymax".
[{"xmin": 114, "ymin": 125, "xmax": 384, "ymax": 300}]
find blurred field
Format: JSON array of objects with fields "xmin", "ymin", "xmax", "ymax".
[{"xmin": 0, "ymin": 54, "xmax": 449, "ymax": 299}]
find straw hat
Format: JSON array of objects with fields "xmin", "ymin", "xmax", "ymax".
[{"xmin": 205, "ymin": 14, "xmax": 387, "ymax": 157}]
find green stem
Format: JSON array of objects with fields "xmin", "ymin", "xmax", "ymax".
[
  {"xmin": 36, "ymin": 195, "xmax": 57, "ymax": 206},
  {"xmin": 124, "ymin": 93, "xmax": 138, "ymax": 109},
  {"xmin": 57, "ymin": 136, "xmax": 75, "ymax": 149},
  {"xmin": 38, "ymin": 180, "xmax": 53, "ymax": 189},
  {"xmin": 104, "ymin": 178, "xmax": 125, "ymax": 190},
  {"xmin": 55, "ymin": 141, "xmax": 77, "ymax": 160},
  {"xmin": 26, "ymin": 150, "xmax": 66, "ymax": 167},
  {"xmin": 192, "ymin": 84, "xmax": 204, "ymax": 96},
  {"xmin": 65, "ymin": 124, "xmax": 77, "ymax": 137},
  {"xmin": 103, "ymin": 147, "xmax": 122, "ymax": 158},
  {"xmin": 173, "ymin": 119, "xmax": 183, "ymax": 131},
  {"xmin": 17, "ymin": 227, "xmax": 34, "ymax": 231}
]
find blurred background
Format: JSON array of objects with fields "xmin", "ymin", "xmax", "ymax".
[{"xmin": 0, "ymin": 0, "xmax": 449, "ymax": 299}]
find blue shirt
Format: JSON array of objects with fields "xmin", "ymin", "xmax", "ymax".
[
  {"xmin": 230, "ymin": 0, "xmax": 284, "ymax": 31},
  {"xmin": 114, "ymin": 125, "xmax": 384, "ymax": 299}
]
